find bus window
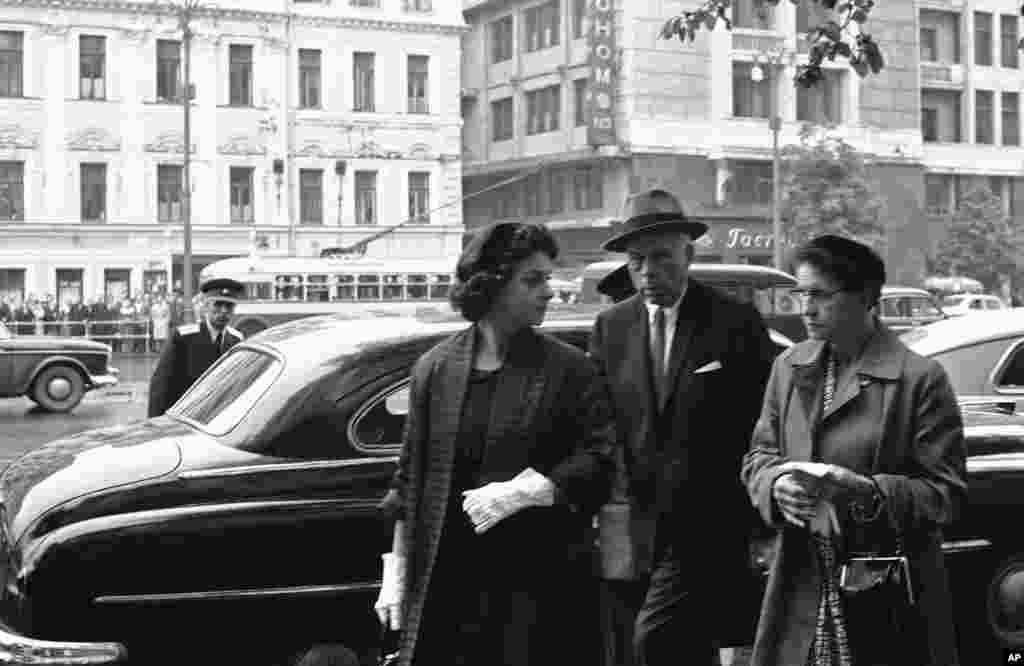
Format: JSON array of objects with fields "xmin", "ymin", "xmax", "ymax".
[
  {"xmin": 408, "ymin": 274, "xmax": 429, "ymax": 300},
  {"xmin": 335, "ymin": 274, "xmax": 355, "ymax": 301},
  {"xmin": 358, "ymin": 274, "xmax": 381, "ymax": 300},
  {"xmin": 307, "ymin": 275, "xmax": 329, "ymax": 302},
  {"xmin": 275, "ymin": 275, "xmax": 304, "ymax": 301},
  {"xmin": 246, "ymin": 282, "xmax": 272, "ymax": 301},
  {"xmin": 383, "ymin": 274, "xmax": 404, "ymax": 300},
  {"xmin": 430, "ymin": 274, "xmax": 452, "ymax": 299}
]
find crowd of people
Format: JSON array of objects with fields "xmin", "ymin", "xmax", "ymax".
[{"xmin": 0, "ymin": 292, "xmax": 202, "ymax": 353}]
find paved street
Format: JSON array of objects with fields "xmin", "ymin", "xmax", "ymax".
[{"xmin": 0, "ymin": 353, "xmax": 156, "ymax": 469}]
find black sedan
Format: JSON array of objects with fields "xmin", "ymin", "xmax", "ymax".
[{"xmin": 0, "ymin": 314, "xmax": 1018, "ymax": 665}]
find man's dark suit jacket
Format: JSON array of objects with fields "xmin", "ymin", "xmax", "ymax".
[
  {"xmin": 589, "ymin": 280, "xmax": 774, "ymax": 608},
  {"xmin": 147, "ymin": 320, "xmax": 243, "ymax": 417}
]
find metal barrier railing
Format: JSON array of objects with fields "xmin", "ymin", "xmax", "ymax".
[{"xmin": 2, "ymin": 319, "xmax": 173, "ymax": 349}]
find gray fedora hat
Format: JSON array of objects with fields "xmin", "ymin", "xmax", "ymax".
[{"xmin": 601, "ymin": 188, "xmax": 708, "ymax": 252}]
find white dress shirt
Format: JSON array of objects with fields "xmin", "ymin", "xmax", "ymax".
[{"xmin": 645, "ymin": 282, "xmax": 687, "ymax": 371}]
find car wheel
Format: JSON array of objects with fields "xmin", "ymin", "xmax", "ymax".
[
  {"xmin": 31, "ymin": 365, "xmax": 86, "ymax": 413},
  {"xmin": 986, "ymin": 552, "xmax": 1024, "ymax": 647}
]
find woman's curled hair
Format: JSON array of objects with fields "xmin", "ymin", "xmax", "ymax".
[{"xmin": 449, "ymin": 222, "xmax": 559, "ymax": 322}]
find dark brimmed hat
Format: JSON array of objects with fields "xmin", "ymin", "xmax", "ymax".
[
  {"xmin": 602, "ymin": 188, "xmax": 708, "ymax": 252},
  {"xmin": 200, "ymin": 277, "xmax": 245, "ymax": 305}
]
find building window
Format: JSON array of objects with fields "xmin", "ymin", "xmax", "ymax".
[
  {"xmin": 157, "ymin": 164, "xmax": 183, "ymax": 222},
  {"xmin": 573, "ymin": 166, "xmax": 603, "ymax": 210},
  {"xmin": 920, "ymin": 27, "xmax": 937, "ymax": 61},
  {"xmin": 403, "ymin": 0, "xmax": 432, "ymax": 10},
  {"xmin": 408, "ymin": 172, "xmax": 429, "ymax": 223},
  {"xmin": 491, "ymin": 97, "xmax": 514, "ymax": 141},
  {"xmin": 733, "ymin": 0, "xmax": 774, "ymax": 30},
  {"xmin": 526, "ymin": 85, "xmax": 560, "ymax": 135},
  {"xmin": 922, "ymin": 107, "xmax": 938, "ymax": 142},
  {"xmin": 573, "ymin": 0, "xmax": 587, "ymax": 38},
  {"xmin": 524, "ymin": 173, "xmax": 543, "ymax": 217},
  {"xmin": 1003, "ymin": 92, "xmax": 1020, "ymax": 146},
  {"xmin": 104, "ymin": 269, "xmax": 131, "ymax": 303},
  {"xmin": 230, "ymin": 167, "xmax": 254, "ymax": 223},
  {"xmin": 989, "ymin": 175, "xmax": 1007, "ymax": 211},
  {"xmin": 407, "ymin": 55, "xmax": 429, "ymax": 114},
  {"xmin": 353, "ymin": 52, "xmax": 375, "ymax": 112},
  {"xmin": 299, "ymin": 49, "xmax": 321, "ymax": 109},
  {"xmin": 574, "ymin": 78, "xmax": 588, "ymax": 126},
  {"xmin": 157, "ymin": 39, "xmax": 181, "ymax": 102},
  {"xmin": 0, "ymin": 162, "xmax": 23, "ymax": 221},
  {"xmin": 976, "ymin": 90, "xmax": 994, "ymax": 144},
  {"xmin": 350, "ymin": 0, "xmax": 379, "ymax": 6},
  {"xmin": 56, "ymin": 269, "xmax": 84, "ymax": 310},
  {"xmin": 299, "ymin": 169, "xmax": 323, "ymax": 225},
  {"xmin": 729, "ymin": 161, "xmax": 773, "ymax": 205},
  {"xmin": 0, "ymin": 31, "xmax": 23, "ymax": 98},
  {"xmin": 355, "ymin": 171, "xmax": 377, "ymax": 225},
  {"xmin": 975, "ymin": 12, "xmax": 993, "ymax": 66},
  {"xmin": 733, "ymin": 62, "xmax": 772, "ymax": 118},
  {"xmin": 80, "ymin": 163, "xmax": 107, "ymax": 222},
  {"xmin": 796, "ymin": 70, "xmax": 842, "ymax": 124},
  {"xmin": 490, "ymin": 16, "xmax": 514, "ymax": 63},
  {"xmin": 229, "ymin": 44, "xmax": 253, "ymax": 106},
  {"xmin": 0, "ymin": 269, "xmax": 24, "ymax": 303},
  {"xmin": 921, "ymin": 89, "xmax": 962, "ymax": 142},
  {"xmin": 79, "ymin": 35, "xmax": 106, "ymax": 100},
  {"xmin": 546, "ymin": 170, "xmax": 565, "ymax": 213},
  {"xmin": 524, "ymin": 1, "xmax": 560, "ymax": 53},
  {"xmin": 1001, "ymin": 15, "xmax": 1019, "ymax": 68},
  {"xmin": 925, "ymin": 173, "xmax": 952, "ymax": 214},
  {"xmin": 493, "ymin": 185, "xmax": 520, "ymax": 219}
]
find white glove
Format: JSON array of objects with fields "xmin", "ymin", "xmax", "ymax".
[
  {"xmin": 461, "ymin": 467, "xmax": 556, "ymax": 534},
  {"xmin": 374, "ymin": 552, "xmax": 405, "ymax": 630}
]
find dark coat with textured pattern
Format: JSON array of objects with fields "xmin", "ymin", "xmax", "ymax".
[
  {"xmin": 381, "ymin": 324, "xmax": 617, "ymax": 666},
  {"xmin": 741, "ymin": 328, "xmax": 967, "ymax": 666},
  {"xmin": 147, "ymin": 320, "xmax": 243, "ymax": 417}
]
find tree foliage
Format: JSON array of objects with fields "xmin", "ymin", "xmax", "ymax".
[
  {"xmin": 660, "ymin": 0, "xmax": 1024, "ymax": 87},
  {"xmin": 778, "ymin": 125, "xmax": 885, "ymax": 249},
  {"xmin": 933, "ymin": 186, "xmax": 1021, "ymax": 291}
]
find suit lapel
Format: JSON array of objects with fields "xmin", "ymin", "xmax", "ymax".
[
  {"xmin": 662, "ymin": 283, "xmax": 705, "ymax": 412},
  {"xmin": 623, "ymin": 295, "xmax": 660, "ymax": 416}
]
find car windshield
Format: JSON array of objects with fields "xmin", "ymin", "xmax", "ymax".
[
  {"xmin": 943, "ymin": 295, "xmax": 968, "ymax": 307},
  {"xmin": 169, "ymin": 348, "xmax": 282, "ymax": 436}
]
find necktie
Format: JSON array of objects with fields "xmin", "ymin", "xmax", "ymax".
[
  {"xmin": 651, "ymin": 307, "xmax": 667, "ymax": 407},
  {"xmin": 215, "ymin": 332, "xmax": 223, "ymax": 354}
]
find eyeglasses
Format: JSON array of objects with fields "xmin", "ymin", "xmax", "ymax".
[{"xmin": 788, "ymin": 287, "xmax": 847, "ymax": 303}]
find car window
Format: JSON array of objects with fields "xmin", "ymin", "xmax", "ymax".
[
  {"xmin": 910, "ymin": 297, "xmax": 942, "ymax": 317},
  {"xmin": 350, "ymin": 380, "xmax": 410, "ymax": 452},
  {"xmin": 170, "ymin": 349, "xmax": 282, "ymax": 436},
  {"xmin": 930, "ymin": 338, "xmax": 1018, "ymax": 395},
  {"xmin": 880, "ymin": 297, "xmax": 905, "ymax": 318},
  {"xmin": 943, "ymin": 295, "xmax": 967, "ymax": 308},
  {"xmin": 996, "ymin": 340, "xmax": 1024, "ymax": 389}
]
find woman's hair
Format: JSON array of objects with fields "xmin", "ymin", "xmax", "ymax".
[
  {"xmin": 791, "ymin": 234, "xmax": 886, "ymax": 305},
  {"xmin": 449, "ymin": 222, "xmax": 559, "ymax": 322}
]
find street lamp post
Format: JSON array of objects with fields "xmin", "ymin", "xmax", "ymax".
[{"xmin": 750, "ymin": 50, "xmax": 793, "ymax": 270}]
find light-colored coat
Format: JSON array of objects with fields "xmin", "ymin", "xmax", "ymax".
[{"xmin": 741, "ymin": 327, "xmax": 967, "ymax": 666}]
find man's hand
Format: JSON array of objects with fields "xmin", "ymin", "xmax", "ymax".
[{"xmin": 772, "ymin": 472, "xmax": 819, "ymax": 528}]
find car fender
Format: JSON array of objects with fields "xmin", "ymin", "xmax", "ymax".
[{"xmin": 20, "ymin": 356, "xmax": 91, "ymax": 394}]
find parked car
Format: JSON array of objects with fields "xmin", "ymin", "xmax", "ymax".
[
  {"xmin": 878, "ymin": 285, "xmax": 947, "ymax": 333},
  {"xmin": 0, "ymin": 321, "xmax": 119, "ymax": 412},
  {"xmin": 0, "ymin": 313, "xmax": 1019, "ymax": 664},
  {"xmin": 942, "ymin": 293, "xmax": 1008, "ymax": 317}
]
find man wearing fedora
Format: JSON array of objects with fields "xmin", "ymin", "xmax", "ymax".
[
  {"xmin": 589, "ymin": 189, "xmax": 775, "ymax": 665},
  {"xmin": 148, "ymin": 277, "xmax": 246, "ymax": 417}
]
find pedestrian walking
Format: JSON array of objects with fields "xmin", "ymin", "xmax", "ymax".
[
  {"xmin": 150, "ymin": 297, "xmax": 170, "ymax": 354},
  {"xmin": 374, "ymin": 221, "xmax": 616, "ymax": 666},
  {"xmin": 147, "ymin": 278, "xmax": 245, "ymax": 417},
  {"xmin": 588, "ymin": 189, "xmax": 776, "ymax": 666}
]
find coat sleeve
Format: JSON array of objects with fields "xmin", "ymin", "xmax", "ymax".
[
  {"xmin": 873, "ymin": 361, "xmax": 967, "ymax": 532},
  {"xmin": 378, "ymin": 356, "xmax": 431, "ymax": 522},
  {"xmin": 147, "ymin": 331, "xmax": 181, "ymax": 417},
  {"xmin": 741, "ymin": 352, "xmax": 793, "ymax": 529},
  {"xmin": 546, "ymin": 352, "xmax": 617, "ymax": 515}
]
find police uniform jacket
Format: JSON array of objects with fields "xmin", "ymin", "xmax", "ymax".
[{"xmin": 147, "ymin": 319, "xmax": 243, "ymax": 417}]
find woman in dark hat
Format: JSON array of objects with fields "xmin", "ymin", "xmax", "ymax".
[{"xmin": 375, "ymin": 221, "xmax": 616, "ymax": 666}]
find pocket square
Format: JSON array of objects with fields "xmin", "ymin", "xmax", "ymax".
[{"xmin": 694, "ymin": 360, "xmax": 722, "ymax": 374}]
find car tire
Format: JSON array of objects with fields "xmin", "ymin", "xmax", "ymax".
[
  {"xmin": 31, "ymin": 365, "xmax": 86, "ymax": 413},
  {"xmin": 986, "ymin": 552, "xmax": 1024, "ymax": 647}
]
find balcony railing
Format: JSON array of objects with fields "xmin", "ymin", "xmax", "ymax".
[
  {"xmin": 920, "ymin": 62, "xmax": 963, "ymax": 86},
  {"xmin": 732, "ymin": 32, "xmax": 786, "ymax": 53}
]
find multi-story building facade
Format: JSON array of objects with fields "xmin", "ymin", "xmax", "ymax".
[
  {"xmin": 461, "ymin": 0, "xmax": 1024, "ymax": 283},
  {"xmin": 0, "ymin": 0, "xmax": 465, "ymax": 306}
]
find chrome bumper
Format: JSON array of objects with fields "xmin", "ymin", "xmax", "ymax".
[
  {"xmin": 88, "ymin": 367, "xmax": 119, "ymax": 390},
  {"xmin": 0, "ymin": 623, "xmax": 125, "ymax": 663}
]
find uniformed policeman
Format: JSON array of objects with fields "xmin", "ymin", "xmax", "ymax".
[{"xmin": 147, "ymin": 278, "xmax": 245, "ymax": 417}]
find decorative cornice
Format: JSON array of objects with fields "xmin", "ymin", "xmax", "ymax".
[
  {"xmin": 218, "ymin": 133, "xmax": 266, "ymax": 156},
  {"xmin": 0, "ymin": 0, "xmax": 468, "ymax": 36},
  {"xmin": 66, "ymin": 127, "xmax": 121, "ymax": 152},
  {"xmin": 293, "ymin": 141, "xmax": 348, "ymax": 159},
  {"xmin": 0, "ymin": 124, "xmax": 40, "ymax": 150},
  {"xmin": 143, "ymin": 130, "xmax": 195, "ymax": 154}
]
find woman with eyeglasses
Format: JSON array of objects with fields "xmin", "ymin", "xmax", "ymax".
[
  {"xmin": 741, "ymin": 234, "xmax": 967, "ymax": 666},
  {"xmin": 373, "ymin": 221, "xmax": 616, "ymax": 666}
]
